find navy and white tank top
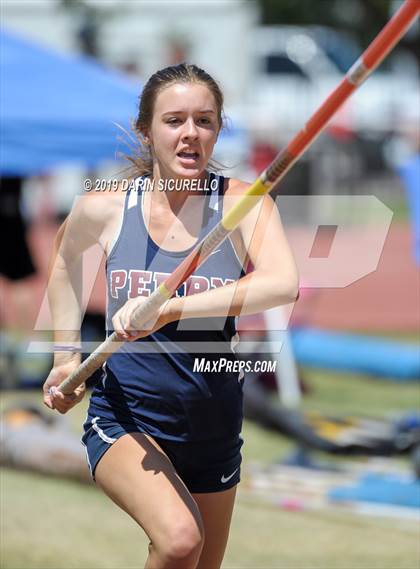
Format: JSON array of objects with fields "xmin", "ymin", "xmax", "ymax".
[{"xmin": 88, "ymin": 173, "xmax": 246, "ymax": 441}]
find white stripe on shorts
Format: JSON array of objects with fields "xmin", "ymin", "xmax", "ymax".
[{"xmin": 92, "ymin": 416, "xmax": 117, "ymax": 444}]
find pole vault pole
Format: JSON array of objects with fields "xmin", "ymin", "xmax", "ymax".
[{"xmin": 58, "ymin": 0, "xmax": 420, "ymax": 394}]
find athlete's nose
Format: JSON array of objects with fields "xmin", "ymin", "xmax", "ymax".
[{"xmin": 181, "ymin": 118, "xmax": 199, "ymax": 141}]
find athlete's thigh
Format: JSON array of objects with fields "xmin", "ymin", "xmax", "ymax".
[
  {"xmin": 94, "ymin": 432, "xmax": 204, "ymax": 542},
  {"xmin": 192, "ymin": 486, "xmax": 237, "ymax": 569}
]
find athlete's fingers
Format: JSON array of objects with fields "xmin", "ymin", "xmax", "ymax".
[
  {"xmin": 112, "ymin": 300, "xmax": 162, "ymax": 341},
  {"xmin": 122, "ymin": 306, "xmax": 147, "ymax": 333},
  {"xmin": 43, "ymin": 394, "xmax": 54, "ymax": 409},
  {"xmin": 43, "ymin": 370, "xmax": 65, "ymax": 409},
  {"xmin": 43, "ymin": 389, "xmax": 54, "ymax": 409},
  {"xmin": 50, "ymin": 399, "xmax": 74, "ymax": 414},
  {"xmin": 123, "ymin": 314, "xmax": 136, "ymax": 333},
  {"xmin": 49, "ymin": 386, "xmax": 77, "ymax": 413},
  {"xmin": 112, "ymin": 313, "xmax": 131, "ymax": 340},
  {"xmin": 50, "ymin": 386, "xmax": 76, "ymax": 402},
  {"xmin": 127, "ymin": 330, "xmax": 147, "ymax": 341}
]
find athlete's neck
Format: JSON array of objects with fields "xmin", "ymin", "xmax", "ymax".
[{"xmin": 149, "ymin": 167, "xmax": 209, "ymax": 213}]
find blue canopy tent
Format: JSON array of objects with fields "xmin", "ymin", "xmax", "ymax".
[
  {"xmin": 0, "ymin": 28, "xmax": 140, "ymax": 175},
  {"xmin": 0, "ymin": 29, "xmax": 248, "ymax": 176}
]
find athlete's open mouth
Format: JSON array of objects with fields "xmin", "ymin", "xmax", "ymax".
[{"xmin": 177, "ymin": 151, "xmax": 199, "ymax": 160}]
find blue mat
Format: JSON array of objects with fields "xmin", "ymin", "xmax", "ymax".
[
  {"xmin": 328, "ymin": 472, "xmax": 420, "ymax": 509},
  {"xmin": 291, "ymin": 328, "xmax": 420, "ymax": 380}
]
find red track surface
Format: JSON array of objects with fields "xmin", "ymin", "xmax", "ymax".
[{"xmin": 289, "ymin": 222, "xmax": 419, "ymax": 333}]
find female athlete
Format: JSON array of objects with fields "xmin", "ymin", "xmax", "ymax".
[{"xmin": 43, "ymin": 63, "xmax": 299, "ymax": 569}]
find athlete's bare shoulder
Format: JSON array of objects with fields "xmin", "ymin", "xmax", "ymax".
[
  {"xmin": 222, "ymin": 176, "xmax": 252, "ymax": 208},
  {"xmin": 223, "ymin": 177, "xmax": 251, "ymax": 197},
  {"xmin": 221, "ymin": 174, "xmax": 278, "ymax": 249},
  {"xmin": 78, "ymin": 185, "xmax": 125, "ymax": 224},
  {"xmin": 223, "ymin": 175, "xmax": 275, "ymax": 208},
  {"xmin": 58, "ymin": 182, "xmax": 127, "ymax": 256}
]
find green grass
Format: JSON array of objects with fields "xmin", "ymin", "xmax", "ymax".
[
  {"xmin": 1, "ymin": 366, "xmax": 419, "ymax": 569},
  {"xmin": 1, "ymin": 468, "xmax": 144, "ymax": 569},
  {"xmin": 300, "ymin": 369, "xmax": 420, "ymax": 419},
  {"xmin": 380, "ymin": 197, "xmax": 410, "ymax": 223},
  {"xmin": 1, "ymin": 467, "xmax": 419, "ymax": 569}
]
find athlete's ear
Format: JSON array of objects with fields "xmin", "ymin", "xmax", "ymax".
[{"xmin": 141, "ymin": 129, "xmax": 152, "ymax": 146}]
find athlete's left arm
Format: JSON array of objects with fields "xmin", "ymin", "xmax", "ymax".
[{"xmin": 166, "ymin": 181, "xmax": 299, "ymax": 321}]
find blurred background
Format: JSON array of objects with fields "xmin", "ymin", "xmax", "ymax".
[{"xmin": 1, "ymin": 1, "xmax": 419, "ymax": 568}]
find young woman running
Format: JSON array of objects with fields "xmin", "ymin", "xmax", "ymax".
[{"xmin": 43, "ymin": 64, "xmax": 299, "ymax": 569}]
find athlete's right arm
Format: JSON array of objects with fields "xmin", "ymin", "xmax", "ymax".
[{"xmin": 43, "ymin": 192, "xmax": 123, "ymax": 413}]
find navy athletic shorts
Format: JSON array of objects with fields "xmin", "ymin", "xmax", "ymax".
[{"xmin": 81, "ymin": 415, "xmax": 243, "ymax": 493}]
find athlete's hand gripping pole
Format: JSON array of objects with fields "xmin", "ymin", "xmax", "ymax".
[{"xmin": 58, "ymin": 0, "xmax": 420, "ymax": 395}]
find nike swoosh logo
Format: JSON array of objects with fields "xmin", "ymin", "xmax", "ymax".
[
  {"xmin": 209, "ymin": 249, "xmax": 221, "ymax": 256},
  {"xmin": 221, "ymin": 467, "xmax": 239, "ymax": 483}
]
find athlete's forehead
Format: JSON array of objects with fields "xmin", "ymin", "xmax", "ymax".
[{"xmin": 153, "ymin": 83, "xmax": 217, "ymax": 116}]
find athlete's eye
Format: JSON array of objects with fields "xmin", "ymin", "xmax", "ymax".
[
  {"xmin": 198, "ymin": 117, "xmax": 211, "ymax": 125},
  {"xmin": 166, "ymin": 118, "xmax": 181, "ymax": 125}
]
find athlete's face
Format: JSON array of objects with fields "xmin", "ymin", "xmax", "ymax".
[{"xmin": 146, "ymin": 83, "xmax": 220, "ymax": 180}]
